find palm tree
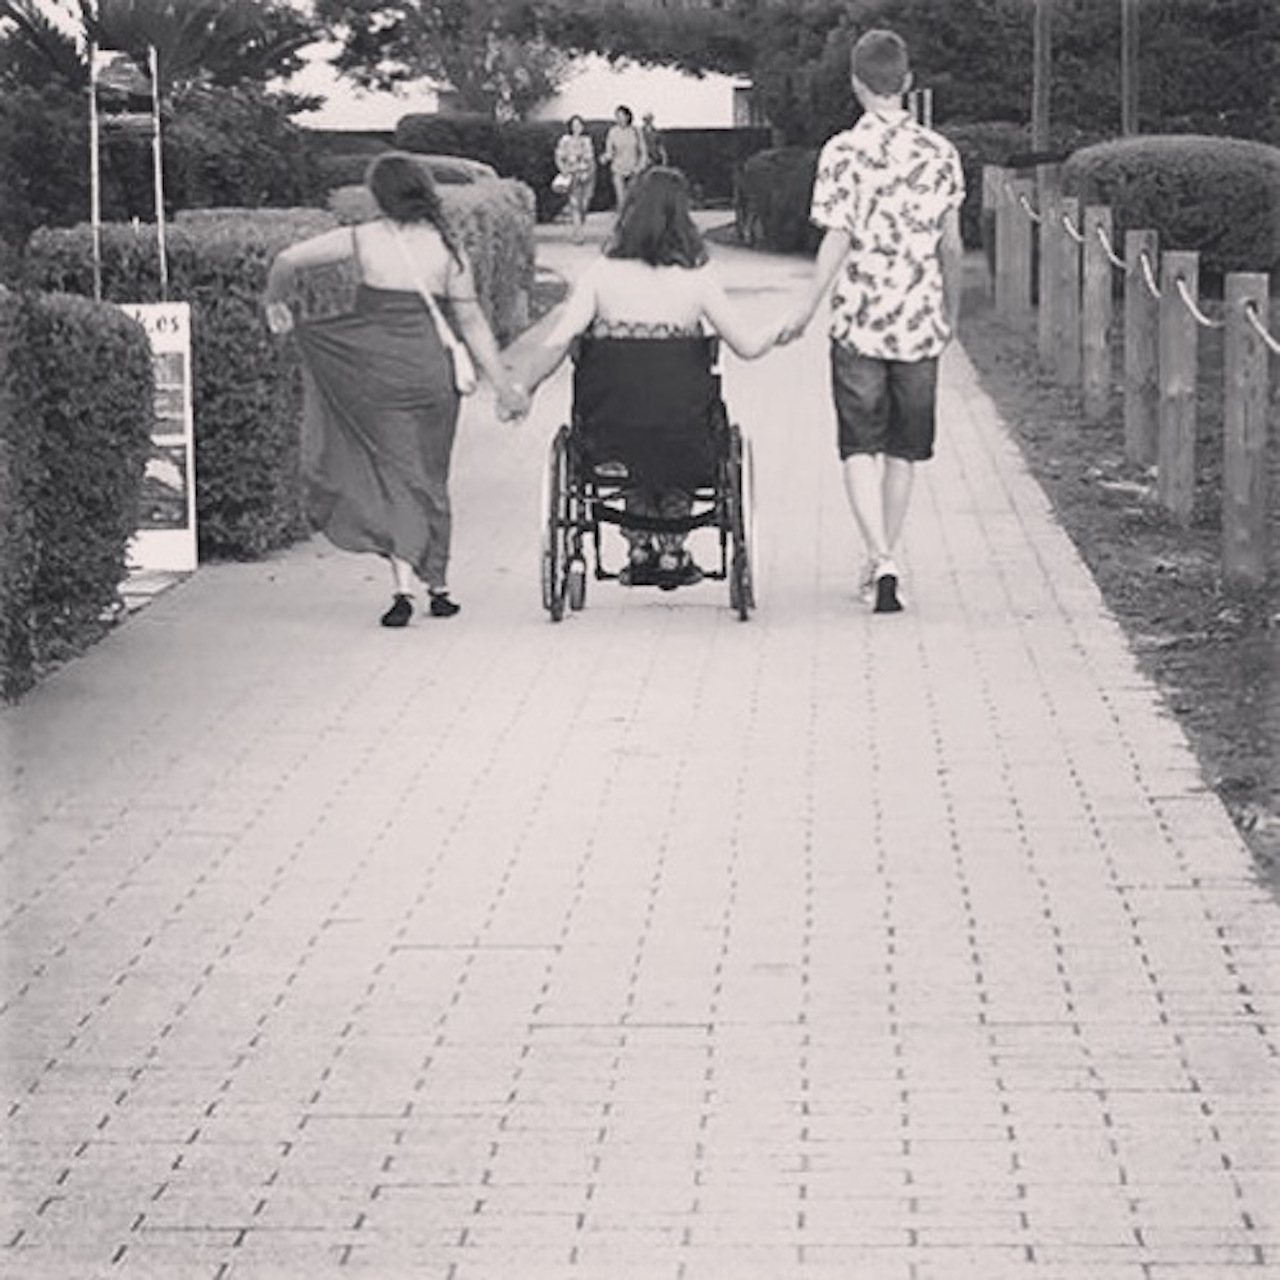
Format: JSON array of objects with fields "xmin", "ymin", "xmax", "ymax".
[{"xmin": 0, "ymin": 0, "xmax": 316, "ymax": 90}]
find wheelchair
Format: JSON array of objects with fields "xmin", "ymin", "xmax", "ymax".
[{"xmin": 540, "ymin": 334, "xmax": 756, "ymax": 622}]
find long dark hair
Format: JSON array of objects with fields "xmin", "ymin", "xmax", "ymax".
[
  {"xmin": 367, "ymin": 152, "xmax": 464, "ymax": 267},
  {"xmin": 606, "ymin": 167, "xmax": 708, "ymax": 269}
]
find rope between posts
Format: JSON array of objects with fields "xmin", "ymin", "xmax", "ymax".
[
  {"xmin": 1139, "ymin": 250, "xmax": 1162, "ymax": 299},
  {"xmin": 1244, "ymin": 302, "xmax": 1280, "ymax": 355},
  {"xmin": 1061, "ymin": 211, "xmax": 1085, "ymax": 245},
  {"xmin": 1017, "ymin": 192, "xmax": 1041, "ymax": 224},
  {"xmin": 1174, "ymin": 277, "xmax": 1225, "ymax": 330},
  {"xmin": 1095, "ymin": 223, "xmax": 1128, "ymax": 271}
]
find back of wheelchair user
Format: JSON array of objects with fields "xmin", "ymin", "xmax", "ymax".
[{"xmin": 540, "ymin": 334, "xmax": 756, "ymax": 622}]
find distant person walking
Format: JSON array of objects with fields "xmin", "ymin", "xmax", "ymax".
[
  {"xmin": 264, "ymin": 153, "xmax": 528, "ymax": 628},
  {"xmin": 602, "ymin": 105, "xmax": 648, "ymax": 211},
  {"xmin": 778, "ymin": 29, "xmax": 963, "ymax": 614},
  {"xmin": 554, "ymin": 115, "xmax": 597, "ymax": 244},
  {"xmin": 641, "ymin": 112, "xmax": 668, "ymax": 168}
]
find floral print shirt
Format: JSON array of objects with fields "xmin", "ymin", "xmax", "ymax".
[
  {"xmin": 556, "ymin": 133, "xmax": 596, "ymax": 180},
  {"xmin": 811, "ymin": 110, "xmax": 964, "ymax": 361}
]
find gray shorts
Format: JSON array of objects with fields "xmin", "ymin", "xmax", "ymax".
[{"xmin": 831, "ymin": 342, "xmax": 939, "ymax": 462}]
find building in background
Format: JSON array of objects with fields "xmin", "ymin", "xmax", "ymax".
[
  {"xmin": 529, "ymin": 54, "xmax": 755, "ymax": 130},
  {"xmin": 287, "ymin": 42, "xmax": 760, "ymax": 133}
]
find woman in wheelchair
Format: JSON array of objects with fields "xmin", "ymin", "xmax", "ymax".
[{"xmin": 516, "ymin": 167, "xmax": 778, "ymax": 586}]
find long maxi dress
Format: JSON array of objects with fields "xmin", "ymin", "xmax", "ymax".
[{"xmin": 293, "ymin": 225, "xmax": 461, "ymax": 589}]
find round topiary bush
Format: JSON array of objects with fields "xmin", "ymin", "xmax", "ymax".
[
  {"xmin": 1064, "ymin": 135, "xmax": 1280, "ymax": 282},
  {"xmin": 734, "ymin": 148, "xmax": 821, "ymax": 255}
]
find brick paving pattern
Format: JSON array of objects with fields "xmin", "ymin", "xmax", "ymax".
[{"xmin": 2, "ymin": 222, "xmax": 1277, "ymax": 1279}]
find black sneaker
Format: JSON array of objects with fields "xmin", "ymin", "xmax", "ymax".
[
  {"xmin": 428, "ymin": 591, "xmax": 461, "ymax": 618},
  {"xmin": 657, "ymin": 551, "xmax": 704, "ymax": 591},
  {"xmin": 873, "ymin": 560, "xmax": 903, "ymax": 614},
  {"xmin": 380, "ymin": 593, "xmax": 413, "ymax": 627},
  {"xmin": 620, "ymin": 546, "xmax": 658, "ymax": 587}
]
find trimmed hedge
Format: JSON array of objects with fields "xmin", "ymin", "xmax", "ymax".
[
  {"xmin": 734, "ymin": 147, "xmax": 821, "ymax": 255},
  {"xmin": 318, "ymin": 150, "xmax": 499, "ymax": 193},
  {"xmin": 395, "ymin": 113, "xmax": 772, "ymax": 218},
  {"xmin": 664, "ymin": 127, "xmax": 773, "ymax": 205},
  {"xmin": 24, "ymin": 213, "xmax": 332, "ymax": 561},
  {"xmin": 1064, "ymin": 135, "xmax": 1280, "ymax": 281},
  {"xmin": 0, "ymin": 290, "xmax": 153, "ymax": 699},
  {"xmin": 396, "ymin": 114, "xmax": 571, "ymax": 221}
]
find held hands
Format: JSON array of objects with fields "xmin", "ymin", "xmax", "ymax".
[
  {"xmin": 775, "ymin": 298, "xmax": 817, "ymax": 346},
  {"xmin": 264, "ymin": 301, "xmax": 294, "ymax": 336},
  {"xmin": 495, "ymin": 377, "xmax": 531, "ymax": 424}
]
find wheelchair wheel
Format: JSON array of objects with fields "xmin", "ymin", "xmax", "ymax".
[
  {"xmin": 542, "ymin": 426, "xmax": 571, "ymax": 621},
  {"xmin": 727, "ymin": 425, "xmax": 756, "ymax": 621}
]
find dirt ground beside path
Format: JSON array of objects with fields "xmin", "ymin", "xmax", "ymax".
[{"xmin": 958, "ymin": 258, "xmax": 1280, "ymax": 894}]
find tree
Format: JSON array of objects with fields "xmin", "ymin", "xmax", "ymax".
[
  {"xmin": 0, "ymin": 0, "xmax": 316, "ymax": 91},
  {"xmin": 538, "ymin": 0, "xmax": 1033, "ymax": 144},
  {"xmin": 313, "ymin": 0, "xmax": 572, "ymax": 119},
  {"xmin": 0, "ymin": 0, "xmax": 323, "ymax": 260}
]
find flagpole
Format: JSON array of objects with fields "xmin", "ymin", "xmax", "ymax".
[
  {"xmin": 149, "ymin": 45, "xmax": 168, "ymax": 302},
  {"xmin": 89, "ymin": 41, "xmax": 103, "ymax": 302}
]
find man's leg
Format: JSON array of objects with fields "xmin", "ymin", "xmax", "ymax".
[
  {"xmin": 841, "ymin": 454, "xmax": 907, "ymax": 612},
  {"xmin": 882, "ymin": 455, "xmax": 915, "ymax": 556},
  {"xmin": 841, "ymin": 453, "xmax": 891, "ymax": 563}
]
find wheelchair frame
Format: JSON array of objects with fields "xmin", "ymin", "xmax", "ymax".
[{"xmin": 540, "ymin": 345, "xmax": 756, "ymax": 623}]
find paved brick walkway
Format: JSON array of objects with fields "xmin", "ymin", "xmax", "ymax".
[{"xmin": 3, "ymin": 219, "xmax": 1278, "ymax": 1280}]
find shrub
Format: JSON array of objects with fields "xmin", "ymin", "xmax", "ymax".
[
  {"xmin": 395, "ymin": 113, "xmax": 505, "ymax": 169},
  {"xmin": 734, "ymin": 147, "xmax": 821, "ymax": 255},
  {"xmin": 327, "ymin": 176, "xmax": 535, "ymax": 341},
  {"xmin": 0, "ymin": 85, "xmax": 91, "ymax": 284},
  {"xmin": 0, "ymin": 290, "xmax": 153, "ymax": 699},
  {"xmin": 396, "ymin": 113, "xmax": 570, "ymax": 220},
  {"xmin": 318, "ymin": 150, "xmax": 498, "ymax": 195},
  {"xmin": 1064, "ymin": 135, "xmax": 1280, "ymax": 282},
  {"xmin": 940, "ymin": 122, "xmax": 1032, "ymax": 252},
  {"xmin": 664, "ymin": 128, "xmax": 773, "ymax": 205},
  {"xmin": 24, "ymin": 212, "xmax": 334, "ymax": 561},
  {"xmin": 0, "ymin": 84, "xmax": 321, "ymax": 283},
  {"xmin": 162, "ymin": 83, "xmax": 324, "ymax": 212}
]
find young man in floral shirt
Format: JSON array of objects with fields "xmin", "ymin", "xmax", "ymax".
[{"xmin": 779, "ymin": 28, "xmax": 964, "ymax": 612}]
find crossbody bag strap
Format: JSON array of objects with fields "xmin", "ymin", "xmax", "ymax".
[{"xmin": 387, "ymin": 222, "xmax": 459, "ymax": 348}]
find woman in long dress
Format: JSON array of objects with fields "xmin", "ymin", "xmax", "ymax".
[
  {"xmin": 264, "ymin": 153, "xmax": 528, "ymax": 627},
  {"xmin": 554, "ymin": 115, "xmax": 596, "ymax": 244}
]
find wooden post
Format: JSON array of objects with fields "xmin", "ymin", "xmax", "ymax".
[
  {"xmin": 1124, "ymin": 228, "xmax": 1160, "ymax": 465},
  {"xmin": 1157, "ymin": 250, "xmax": 1200, "ymax": 525},
  {"xmin": 1222, "ymin": 273, "xmax": 1271, "ymax": 586},
  {"xmin": 1082, "ymin": 206, "xmax": 1114, "ymax": 421},
  {"xmin": 1009, "ymin": 178, "xmax": 1035, "ymax": 326},
  {"xmin": 988, "ymin": 166, "xmax": 1011, "ymax": 311},
  {"xmin": 1037, "ymin": 165, "xmax": 1062, "ymax": 373},
  {"xmin": 1056, "ymin": 196, "xmax": 1082, "ymax": 387}
]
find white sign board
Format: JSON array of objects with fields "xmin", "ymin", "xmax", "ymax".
[{"xmin": 119, "ymin": 302, "xmax": 197, "ymax": 572}]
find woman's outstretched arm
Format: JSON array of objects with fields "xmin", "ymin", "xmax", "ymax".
[
  {"xmin": 698, "ymin": 266, "xmax": 781, "ymax": 359},
  {"xmin": 446, "ymin": 255, "xmax": 529, "ymax": 419},
  {"xmin": 505, "ymin": 267, "xmax": 598, "ymax": 392}
]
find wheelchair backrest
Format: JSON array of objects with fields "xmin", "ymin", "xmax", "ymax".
[{"xmin": 571, "ymin": 336, "xmax": 721, "ymax": 439}]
